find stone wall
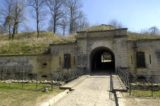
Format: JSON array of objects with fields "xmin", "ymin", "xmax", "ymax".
[
  {"xmin": 1, "ymin": 28, "xmax": 160, "ymax": 82},
  {"xmin": 128, "ymin": 40, "xmax": 160, "ymax": 82},
  {"xmin": 50, "ymin": 43, "xmax": 77, "ymax": 71},
  {"xmin": 77, "ymin": 29, "xmax": 128, "ymax": 71},
  {"xmin": 0, "ymin": 43, "xmax": 80, "ymax": 81},
  {"xmin": 0, "ymin": 55, "xmax": 53, "ymax": 80}
]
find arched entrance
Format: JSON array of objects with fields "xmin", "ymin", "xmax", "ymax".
[{"xmin": 90, "ymin": 47, "xmax": 115, "ymax": 72}]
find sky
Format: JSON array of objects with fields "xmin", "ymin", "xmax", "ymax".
[
  {"xmin": 1, "ymin": 0, "xmax": 160, "ymax": 33},
  {"xmin": 82, "ymin": 0, "xmax": 160, "ymax": 32}
]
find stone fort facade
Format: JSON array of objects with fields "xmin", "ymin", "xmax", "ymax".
[{"xmin": 0, "ymin": 25, "xmax": 160, "ymax": 81}]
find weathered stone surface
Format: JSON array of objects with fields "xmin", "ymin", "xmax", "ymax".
[{"xmin": 0, "ymin": 27, "xmax": 160, "ymax": 81}]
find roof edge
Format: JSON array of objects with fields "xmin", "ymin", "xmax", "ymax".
[
  {"xmin": 50, "ymin": 42, "xmax": 76, "ymax": 46},
  {"xmin": 77, "ymin": 28, "xmax": 128, "ymax": 33}
]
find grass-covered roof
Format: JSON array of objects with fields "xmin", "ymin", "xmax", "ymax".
[
  {"xmin": 0, "ymin": 32, "xmax": 76, "ymax": 55},
  {"xmin": 0, "ymin": 25, "xmax": 160, "ymax": 55},
  {"xmin": 128, "ymin": 32, "xmax": 160, "ymax": 41}
]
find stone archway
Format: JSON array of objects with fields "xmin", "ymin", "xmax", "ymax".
[{"xmin": 90, "ymin": 47, "xmax": 115, "ymax": 72}]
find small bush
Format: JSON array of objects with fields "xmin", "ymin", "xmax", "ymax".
[{"xmin": 52, "ymin": 70, "xmax": 85, "ymax": 82}]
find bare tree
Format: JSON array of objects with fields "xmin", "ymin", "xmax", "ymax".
[
  {"xmin": 4, "ymin": 16, "xmax": 14, "ymax": 37},
  {"xmin": 59, "ymin": 18, "xmax": 68, "ymax": 36},
  {"xmin": 65, "ymin": 0, "xmax": 81, "ymax": 33},
  {"xmin": 1, "ymin": 0, "xmax": 14, "ymax": 38},
  {"xmin": 1, "ymin": 0, "xmax": 25, "ymax": 39},
  {"xmin": 76, "ymin": 11, "xmax": 89, "ymax": 31},
  {"xmin": 58, "ymin": 11, "xmax": 69, "ymax": 36},
  {"xmin": 46, "ymin": 0, "xmax": 65, "ymax": 34},
  {"xmin": 28, "ymin": 0, "xmax": 45, "ymax": 37},
  {"xmin": 141, "ymin": 26, "xmax": 160, "ymax": 35},
  {"xmin": 0, "ymin": 25, "xmax": 4, "ymax": 34},
  {"xmin": 149, "ymin": 26, "xmax": 159, "ymax": 35},
  {"xmin": 11, "ymin": 0, "xmax": 25, "ymax": 39},
  {"xmin": 109, "ymin": 20, "xmax": 123, "ymax": 28},
  {"xmin": 65, "ymin": 0, "xmax": 88, "ymax": 33}
]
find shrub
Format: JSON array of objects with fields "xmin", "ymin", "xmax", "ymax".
[{"xmin": 51, "ymin": 69, "xmax": 85, "ymax": 82}]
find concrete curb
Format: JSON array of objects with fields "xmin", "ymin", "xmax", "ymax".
[
  {"xmin": 40, "ymin": 75, "xmax": 89, "ymax": 106},
  {"xmin": 40, "ymin": 89, "xmax": 70, "ymax": 106},
  {"xmin": 60, "ymin": 75, "xmax": 89, "ymax": 90}
]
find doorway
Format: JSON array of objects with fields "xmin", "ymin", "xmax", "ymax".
[{"xmin": 90, "ymin": 47, "xmax": 115, "ymax": 72}]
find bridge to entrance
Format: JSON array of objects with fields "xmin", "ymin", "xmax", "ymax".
[
  {"xmin": 54, "ymin": 72, "xmax": 127, "ymax": 106},
  {"xmin": 54, "ymin": 73, "xmax": 115, "ymax": 106}
]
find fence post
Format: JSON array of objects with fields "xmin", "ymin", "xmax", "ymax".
[
  {"xmin": 110, "ymin": 73, "xmax": 113, "ymax": 92},
  {"xmin": 129, "ymin": 76, "xmax": 132, "ymax": 96},
  {"xmin": 36, "ymin": 74, "xmax": 38, "ymax": 89},
  {"xmin": 109, "ymin": 72, "xmax": 114, "ymax": 100},
  {"xmin": 22, "ymin": 67, "xmax": 24, "ymax": 89},
  {"xmin": 0, "ymin": 66, "xmax": 3, "ymax": 80},
  {"xmin": 151, "ymin": 78, "xmax": 153, "ymax": 97}
]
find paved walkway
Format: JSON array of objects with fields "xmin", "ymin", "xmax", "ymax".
[
  {"xmin": 53, "ymin": 73, "xmax": 160, "ymax": 106},
  {"xmin": 54, "ymin": 74, "xmax": 116, "ymax": 106}
]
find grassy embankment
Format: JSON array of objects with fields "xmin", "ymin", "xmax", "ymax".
[
  {"xmin": 0, "ymin": 82, "xmax": 63, "ymax": 106},
  {"xmin": 0, "ymin": 32, "xmax": 76, "ymax": 55},
  {"xmin": 130, "ymin": 83, "xmax": 160, "ymax": 97},
  {"xmin": 131, "ymin": 90, "xmax": 160, "ymax": 97},
  {"xmin": 0, "ymin": 32, "xmax": 70, "ymax": 106}
]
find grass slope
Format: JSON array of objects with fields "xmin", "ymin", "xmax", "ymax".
[
  {"xmin": 0, "ymin": 32, "xmax": 76, "ymax": 55},
  {"xmin": 131, "ymin": 90, "xmax": 160, "ymax": 97},
  {"xmin": 128, "ymin": 32, "xmax": 160, "ymax": 41},
  {"xmin": 0, "ymin": 82, "xmax": 63, "ymax": 106},
  {"xmin": 1, "ymin": 30, "xmax": 160, "ymax": 55}
]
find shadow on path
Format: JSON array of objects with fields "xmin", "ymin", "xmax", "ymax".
[
  {"xmin": 110, "ymin": 73, "xmax": 119, "ymax": 106},
  {"xmin": 90, "ymin": 71, "xmax": 114, "ymax": 76}
]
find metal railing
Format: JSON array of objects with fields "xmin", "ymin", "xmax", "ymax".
[
  {"xmin": 109, "ymin": 72, "xmax": 119, "ymax": 106},
  {"xmin": 116, "ymin": 67, "xmax": 130, "ymax": 89},
  {"xmin": 116, "ymin": 67, "xmax": 160, "ymax": 97}
]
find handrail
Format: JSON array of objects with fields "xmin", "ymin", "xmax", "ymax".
[
  {"xmin": 117, "ymin": 68, "xmax": 130, "ymax": 89},
  {"xmin": 109, "ymin": 72, "xmax": 119, "ymax": 106},
  {"xmin": 110, "ymin": 73, "xmax": 114, "ymax": 92}
]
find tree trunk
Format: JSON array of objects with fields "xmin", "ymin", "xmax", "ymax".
[
  {"xmin": 69, "ymin": 8, "xmax": 74, "ymax": 33},
  {"xmin": 12, "ymin": 22, "xmax": 18, "ymax": 39},
  {"xmin": 53, "ymin": 15, "xmax": 56, "ymax": 34},
  {"xmin": 8, "ymin": 25, "xmax": 11, "ymax": 39},
  {"xmin": 15, "ymin": 24, "xmax": 18, "ymax": 34},
  {"xmin": 37, "ymin": 21, "xmax": 40, "ymax": 38},
  {"xmin": 36, "ymin": 10, "xmax": 40, "ymax": 38},
  {"xmin": 63, "ymin": 26, "xmax": 66, "ymax": 36},
  {"xmin": 36, "ymin": 0, "xmax": 40, "ymax": 38}
]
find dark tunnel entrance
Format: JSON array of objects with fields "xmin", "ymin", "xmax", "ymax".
[{"xmin": 90, "ymin": 47, "xmax": 115, "ymax": 73}]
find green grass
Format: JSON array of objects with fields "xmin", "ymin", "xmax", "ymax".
[
  {"xmin": 81, "ymin": 24, "xmax": 115, "ymax": 32},
  {"xmin": 131, "ymin": 90, "xmax": 160, "ymax": 97},
  {"xmin": 1, "ymin": 30, "xmax": 160, "ymax": 55},
  {"xmin": 0, "ymin": 32, "xmax": 76, "ymax": 55},
  {"xmin": 0, "ymin": 82, "xmax": 63, "ymax": 106},
  {"xmin": 0, "ymin": 82, "xmax": 46, "ymax": 90},
  {"xmin": 128, "ymin": 32, "xmax": 160, "ymax": 41}
]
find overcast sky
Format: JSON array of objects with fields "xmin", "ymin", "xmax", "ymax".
[{"xmin": 82, "ymin": 0, "xmax": 160, "ymax": 32}]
